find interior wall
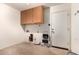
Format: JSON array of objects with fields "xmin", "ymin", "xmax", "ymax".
[
  {"xmin": 24, "ymin": 8, "xmax": 50, "ymax": 35},
  {"xmin": 0, "ymin": 4, "xmax": 26, "ymax": 49},
  {"xmin": 71, "ymin": 3, "xmax": 79, "ymax": 54}
]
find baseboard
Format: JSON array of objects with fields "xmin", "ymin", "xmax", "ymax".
[{"xmin": 52, "ymin": 46, "xmax": 68, "ymax": 50}]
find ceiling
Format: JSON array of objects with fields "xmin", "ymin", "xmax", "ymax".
[{"xmin": 6, "ymin": 3, "xmax": 62, "ymax": 11}]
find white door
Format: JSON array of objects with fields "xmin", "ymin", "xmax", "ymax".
[{"xmin": 50, "ymin": 11, "xmax": 70, "ymax": 48}]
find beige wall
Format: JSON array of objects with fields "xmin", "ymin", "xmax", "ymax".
[
  {"xmin": 0, "ymin": 4, "xmax": 26, "ymax": 49},
  {"xmin": 71, "ymin": 3, "xmax": 79, "ymax": 54}
]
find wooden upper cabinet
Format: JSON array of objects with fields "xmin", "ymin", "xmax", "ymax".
[
  {"xmin": 33, "ymin": 6, "xmax": 44, "ymax": 24},
  {"xmin": 21, "ymin": 9, "xmax": 33, "ymax": 24},
  {"xmin": 21, "ymin": 6, "xmax": 44, "ymax": 24}
]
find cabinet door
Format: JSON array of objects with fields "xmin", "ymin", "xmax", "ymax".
[
  {"xmin": 21, "ymin": 9, "xmax": 33, "ymax": 24},
  {"xmin": 33, "ymin": 6, "xmax": 44, "ymax": 24}
]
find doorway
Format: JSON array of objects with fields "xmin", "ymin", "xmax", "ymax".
[{"xmin": 50, "ymin": 11, "xmax": 71, "ymax": 49}]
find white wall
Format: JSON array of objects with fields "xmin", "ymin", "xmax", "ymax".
[
  {"xmin": 71, "ymin": 4, "xmax": 79, "ymax": 54},
  {"xmin": 0, "ymin": 4, "xmax": 26, "ymax": 49}
]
